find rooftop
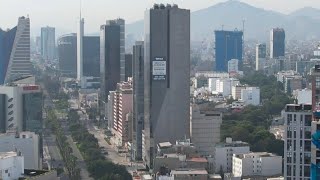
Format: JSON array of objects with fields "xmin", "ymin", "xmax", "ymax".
[
  {"xmin": 187, "ymin": 157, "xmax": 208, "ymax": 163},
  {"xmin": 171, "ymin": 169, "xmax": 208, "ymax": 175},
  {"xmin": 235, "ymin": 152, "xmax": 279, "ymax": 159},
  {"xmin": 158, "ymin": 142, "xmax": 172, "ymax": 148},
  {"xmin": 0, "ymin": 151, "xmax": 18, "ymax": 159}
]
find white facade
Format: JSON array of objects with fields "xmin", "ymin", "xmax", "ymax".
[
  {"xmin": 283, "ymin": 104, "xmax": 312, "ymax": 179},
  {"xmin": 214, "ymin": 138, "xmax": 250, "ymax": 173},
  {"xmin": 0, "ymin": 151, "xmax": 24, "ymax": 180},
  {"xmin": 232, "ymin": 152, "xmax": 282, "ymax": 178},
  {"xmin": 216, "ymin": 78, "xmax": 239, "ymax": 97},
  {"xmin": 294, "ymin": 89, "xmax": 312, "ymax": 104},
  {"xmin": 195, "ymin": 72, "xmax": 229, "ymax": 79},
  {"xmin": 40, "ymin": 26, "xmax": 55, "ymax": 62},
  {"xmin": 0, "ymin": 132, "xmax": 41, "ymax": 169},
  {"xmin": 240, "ymin": 87, "xmax": 260, "ymax": 106},
  {"xmin": 77, "ymin": 17, "xmax": 84, "ymax": 87},
  {"xmin": 190, "ymin": 104, "xmax": 222, "ymax": 155},
  {"xmin": 5, "ymin": 17, "xmax": 32, "ymax": 84},
  {"xmin": 228, "ymin": 59, "xmax": 239, "ymax": 73},
  {"xmin": 0, "ymin": 85, "xmax": 41, "ymax": 132},
  {"xmin": 231, "ymin": 85, "xmax": 246, "ymax": 100},
  {"xmin": 256, "ymin": 43, "xmax": 266, "ymax": 71},
  {"xmin": 208, "ymin": 78, "xmax": 218, "ymax": 92}
]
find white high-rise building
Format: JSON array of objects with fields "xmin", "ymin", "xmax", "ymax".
[
  {"xmin": 77, "ymin": 17, "xmax": 84, "ymax": 87},
  {"xmin": 40, "ymin": 26, "xmax": 55, "ymax": 62},
  {"xmin": 216, "ymin": 78, "xmax": 240, "ymax": 97},
  {"xmin": 0, "ymin": 151, "xmax": 24, "ymax": 180},
  {"xmin": 256, "ymin": 43, "xmax": 266, "ymax": 71},
  {"xmin": 283, "ymin": 104, "xmax": 312, "ymax": 179},
  {"xmin": 3, "ymin": 16, "xmax": 32, "ymax": 84}
]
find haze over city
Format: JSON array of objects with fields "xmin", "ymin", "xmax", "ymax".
[
  {"xmin": 2, "ymin": 0, "xmax": 320, "ymax": 179},
  {"xmin": 2, "ymin": 0, "xmax": 320, "ymax": 35}
]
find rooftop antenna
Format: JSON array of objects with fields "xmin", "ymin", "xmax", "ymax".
[
  {"xmin": 80, "ymin": 0, "xmax": 82, "ymax": 19},
  {"xmin": 221, "ymin": 24, "xmax": 224, "ymax": 31}
]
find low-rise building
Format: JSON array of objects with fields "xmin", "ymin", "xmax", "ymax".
[
  {"xmin": 0, "ymin": 132, "xmax": 41, "ymax": 169},
  {"xmin": 293, "ymin": 88, "xmax": 312, "ymax": 104},
  {"xmin": 216, "ymin": 78, "xmax": 239, "ymax": 97},
  {"xmin": 232, "ymin": 152, "xmax": 282, "ymax": 178},
  {"xmin": 213, "ymin": 138, "xmax": 250, "ymax": 174},
  {"xmin": 0, "ymin": 151, "xmax": 24, "ymax": 180},
  {"xmin": 190, "ymin": 104, "xmax": 222, "ymax": 155},
  {"xmin": 284, "ymin": 76, "xmax": 303, "ymax": 94},
  {"xmin": 231, "ymin": 85, "xmax": 246, "ymax": 100},
  {"xmin": 240, "ymin": 87, "xmax": 260, "ymax": 106}
]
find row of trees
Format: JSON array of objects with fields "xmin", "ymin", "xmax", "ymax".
[
  {"xmin": 46, "ymin": 109, "xmax": 80, "ymax": 179},
  {"xmin": 221, "ymin": 72, "xmax": 293, "ymax": 157},
  {"xmin": 68, "ymin": 110, "xmax": 132, "ymax": 180}
]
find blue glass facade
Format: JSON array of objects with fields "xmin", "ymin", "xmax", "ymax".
[
  {"xmin": 0, "ymin": 27, "xmax": 17, "ymax": 84},
  {"xmin": 215, "ymin": 30, "xmax": 243, "ymax": 72}
]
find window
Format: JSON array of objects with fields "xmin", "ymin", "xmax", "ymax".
[
  {"xmin": 305, "ymin": 115, "xmax": 312, "ymax": 126},
  {"xmin": 5, "ymin": 170, "xmax": 8, "ymax": 173}
]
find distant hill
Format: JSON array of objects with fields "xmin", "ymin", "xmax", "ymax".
[
  {"xmin": 289, "ymin": 7, "xmax": 320, "ymax": 19},
  {"xmin": 126, "ymin": 0, "xmax": 320, "ymax": 41}
]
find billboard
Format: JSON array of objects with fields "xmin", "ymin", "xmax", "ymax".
[{"xmin": 152, "ymin": 57, "xmax": 166, "ymax": 80}]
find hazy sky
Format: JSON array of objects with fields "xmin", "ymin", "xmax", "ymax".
[{"xmin": 1, "ymin": 0, "xmax": 320, "ymax": 36}]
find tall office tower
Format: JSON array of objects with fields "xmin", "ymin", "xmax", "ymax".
[
  {"xmin": 57, "ymin": 34, "xmax": 77, "ymax": 77},
  {"xmin": 311, "ymin": 65, "xmax": 320, "ymax": 179},
  {"xmin": 117, "ymin": 19, "xmax": 125, "ymax": 82},
  {"xmin": 283, "ymin": 104, "xmax": 312, "ymax": 179},
  {"xmin": 0, "ymin": 16, "xmax": 31, "ymax": 84},
  {"xmin": 143, "ymin": 4, "xmax": 190, "ymax": 169},
  {"xmin": 100, "ymin": 19, "xmax": 122, "ymax": 115},
  {"xmin": 125, "ymin": 53, "xmax": 133, "ymax": 81},
  {"xmin": 83, "ymin": 36, "xmax": 100, "ymax": 77},
  {"xmin": 270, "ymin": 28, "xmax": 285, "ymax": 59},
  {"xmin": 40, "ymin": 26, "xmax": 55, "ymax": 62},
  {"xmin": 256, "ymin": 43, "xmax": 266, "ymax": 71},
  {"xmin": 132, "ymin": 41, "xmax": 144, "ymax": 160},
  {"xmin": 0, "ymin": 84, "xmax": 42, "ymax": 133},
  {"xmin": 77, "ymin": 17, "xmax": 84, "ymax": 86},
  {"xmin": 215, "ymin": 30, "xmax": 243, "ymax": 72}
]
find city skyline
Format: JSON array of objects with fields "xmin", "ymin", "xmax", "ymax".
[{"xmin": 1, "ymin": 0, "xmax": 320, "ymax": 36}]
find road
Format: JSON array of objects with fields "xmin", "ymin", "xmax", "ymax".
[
  {"xmin": 68, "ymin": 96, "xmax": 145, "ymax": 175},
  {"xmin": 42, "ymin": 83, "xmax": 92, "ymax": 180}
]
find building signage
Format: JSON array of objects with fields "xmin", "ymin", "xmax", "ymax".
[
  {"xmin": 23, "ymin": 86, "xmax": 39, "ymax": 91},
  {"xmin": 152, "ymin": 57, "xmax": 166, "ymax": 81}
]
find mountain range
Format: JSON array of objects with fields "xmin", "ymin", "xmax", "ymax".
[{"xmin": 126, "ymin": 0, "xmax": 320, "ymax": 41}]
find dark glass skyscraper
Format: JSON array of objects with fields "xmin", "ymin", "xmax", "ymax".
[
  {"xmin": 215, "ymin": 30, "xmax": 243, "ymax": 72},
  {"xmin": 132, "ymin": 41, "xmax": 144, "ymax": 161},
  {"xmin": 58, "ymin": 34, "xmax": 100, "ymax": 78},
  {"xmin": 100, "ymin": 20, "xmax": 121, "ymax": 116},
  {"xmin": 58, "ymin": 33, "xmax": 77, "ymax": 77},
  {"xmin": 125, "ymin": 53, "xmax": 133, "ymax": 81},
  {"xmin": 270, "ymin": 28, "xmax": 285, "ymax": 59},
  {"xmin": 83, "ymin": 36, "xmax": 100, "ymax": 77},
  {"xmin": 144, "ymin": 4, "xmax": 190, "ymax": 168}
]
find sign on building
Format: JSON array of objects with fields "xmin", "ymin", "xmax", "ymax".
[{"xmin": 152, "ymin": 57, "xmax": 166, "ymax": 81}]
